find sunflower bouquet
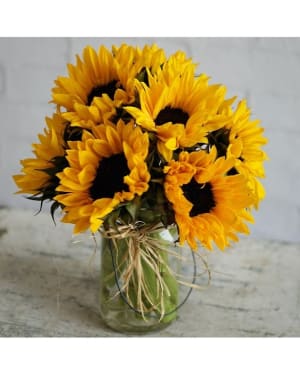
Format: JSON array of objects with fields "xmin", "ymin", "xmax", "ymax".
[{"xmin": 13, "ymin": 43, "xmax": 267, "ymax": 332}]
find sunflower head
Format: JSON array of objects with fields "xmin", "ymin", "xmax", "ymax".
[
  {"xmin": 125, "ymin": 67, "xmax": 229, "ymax": 161},
  {"xmin": 51, "ymin": 44, "xmax": 139, "ymax": 129},
  {"xmin": 207, "ymin": 99, "xmax": 268, "ymax": 207},
  {"xmin": 133, "ymin": 44, "xmax": 167, "ymax": 84},
  {"xmin": 55, "ymin": 120, "xmax": 151, "ymax": 233},
  {"xmin": 164, "ymin": 150, "xmax": 256, "ymax": 250},
  {"xmin": 13, "ymin": 113, "xmax": 70, "ymax": 216}
]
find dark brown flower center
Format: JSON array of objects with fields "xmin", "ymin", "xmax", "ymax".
[
  {"xmin": 155, "ymin": 106, "xmax": 189, "ymax": 126},
  {"xmin": 182, "ymin": 178, "xmax": 215, "ymax": 217},
  {"xmin": 87, "ymin": 80, "xmax": 120, "ymax": 105},
  {"xmin": 89, "ymin": 153, "xmax": 130, "ymax": 200}
]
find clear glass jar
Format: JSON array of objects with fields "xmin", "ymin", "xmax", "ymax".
[{"xmin": 98, "ymin": 226, "xmax": 184, "ymax": 334}]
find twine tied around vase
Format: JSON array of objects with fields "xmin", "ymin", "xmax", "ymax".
[{"xmin": 100, "ymin": 222, "xmax": 210, "ymax": 321}]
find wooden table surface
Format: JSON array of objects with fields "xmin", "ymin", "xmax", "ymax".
[{"xmin": 0, "ymin": 207, "xmax": 299, "ymax": 337}]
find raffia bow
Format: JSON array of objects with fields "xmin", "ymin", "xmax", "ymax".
[
  {"xmin": 100, "ymin": 222, "xmax": 182, "ymax": 320},
  {"xmin": 99, "ymin": 221, "xmax": 211, "ymax": 321}
]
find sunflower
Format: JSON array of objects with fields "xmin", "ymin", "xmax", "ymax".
[
  {"xmin": 207, "ymin": 99, "xmax": 268, "ymax": 207},
  {"xmin": 51, "ymin": 45, "xmax": 137, "ymax": 114},
  {"xmin": 55, "ymin": 120, "xmax": 150, "ymax": 234},
  {"xmin": 61, "ymin": 94, "xmax": 120, "ymax": 129},
  {"xmin": 155, "ymin": 50, "xmax": 197, "ymax": 86},
  {"xmin": 113, "ymin": 43, "xmax": 167, "ymax": 85},
  {"xmin": 13, "ymin": 113, "xmax": 68, "ymax": 201},
  {"xmin": 164, "ymin": 149, "xmax": 255, "ymax": 250},
  {"xmin": 125, "ymin": 67, "xmax": 229, "ymax": 161}
]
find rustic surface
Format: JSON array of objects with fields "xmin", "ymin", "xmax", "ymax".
[{"xmin": 0, "ymin": 207, "xmax": 299, "ymax": 337}]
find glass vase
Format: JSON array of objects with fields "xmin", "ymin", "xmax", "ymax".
[{"xmin": 98, "ymin": 226, "xmax": 184, "ymax": 334}]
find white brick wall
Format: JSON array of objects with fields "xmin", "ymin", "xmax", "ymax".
[{"xmin": 1, "ymin": 37, "xmax": 299, "ymax": 243}]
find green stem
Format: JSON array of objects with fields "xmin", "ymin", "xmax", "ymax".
[{"xmin": 100, "ymin": 230, "xmax": 179, "ymax": 324}]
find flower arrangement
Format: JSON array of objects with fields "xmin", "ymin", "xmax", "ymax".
[{"xmin": 13, "ymin": 43, "xmax": 268, "ymax": 331}]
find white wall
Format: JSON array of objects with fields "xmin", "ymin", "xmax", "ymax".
[{"xmin": 1, "ymin": 37, "xmax": 299, "ymax": 243}]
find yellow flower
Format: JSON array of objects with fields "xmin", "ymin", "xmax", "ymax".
[
  {"xmin": 155, "ymin": 50, "xmax": 197, "ymax": 85},
  {"xmin": 113, "ymin": 43, "xmax": 167, "ymax": 84},
  {"xmin": 13, "ymin": 113, "xmax": 67, "ymax": 198},
  {"xmin": 52, "ymin": 45, "xmax": 136, "ymax": 113},
  {"xmin": 61, "ymin": 94, "xmax": 119, "ymax": 129},
  {"xmin": 125, "ymin": 68, "xmax": 228, "ymax": 161},
  {"xmin": 164, "ymin": 149, "xmax": 255, "ymax": 250},
  {"xmin": 55, "ymin": 120, "xmax": 150, "ymax": 234},
  {"xmin": 208, "ymin": 99, "xmax": 268, "ymax": 207}
]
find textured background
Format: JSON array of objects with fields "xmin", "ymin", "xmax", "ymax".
[{"xmin": 0, "ymin": 37, "xmax": 299, "ymax": 243}]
